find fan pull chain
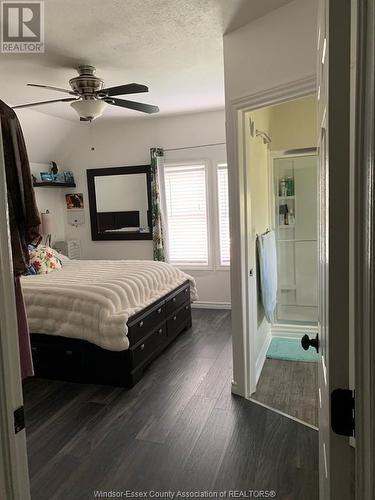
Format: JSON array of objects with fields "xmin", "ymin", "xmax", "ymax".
[{"xmin": 89, "ymin": 121, "xmax": 95, "ymax": 151}]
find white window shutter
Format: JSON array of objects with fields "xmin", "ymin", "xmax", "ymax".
[{"xmin": 164, "ymin": 165, "xmax": 209, "ymax": 266}]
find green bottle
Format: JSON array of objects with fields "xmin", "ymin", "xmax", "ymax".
[{"xmin": 286, "ymin": 176, "xmax": 294, "ymax": 196}]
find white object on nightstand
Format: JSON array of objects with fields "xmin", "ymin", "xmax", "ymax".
[{"xmin": 54, "ymin": 239, "xmax": 81, "ymax": 259}]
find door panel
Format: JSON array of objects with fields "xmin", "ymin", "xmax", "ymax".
[{"xmin": 317, "ymin": 0, "xmax": 354, "ymax": 498}]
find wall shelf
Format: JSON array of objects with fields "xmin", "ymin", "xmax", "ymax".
[{"xmin": 33, "ymin": 182, "xmax": 76, "ymax": 188}]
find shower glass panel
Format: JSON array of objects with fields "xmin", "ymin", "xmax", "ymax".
[{"xmin": 273, "ymin": 154, "xmax": 318, "ymax": 324}]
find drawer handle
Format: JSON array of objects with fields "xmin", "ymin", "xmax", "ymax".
[
  {"xmin": 140, "ymin": 344, "xmax": 145, "ymax": 351},
  {"xmin": 172, "ymin": 297, "xmax": 176, "ymax": 303},
  {"xmin": 139, "ymin": 321, "xmax": 144, "ymax": 327},
  {"xmin": 185, "ymin": 305, "xmax": 189, "ymax": 310},
  {"xmin": 158, "ymin": 328, "xmax": 163, "ymax": 334},
  {"xmin": 157, "ymin": 308, "xmax": 162, "ymax": 314},
  {"xmin": 173, "ymin": 315, "xmax": 177, "ymax": 321},
  {"xmin": 185, "ymin": 288, "xmax": 188, "ymax": 293}
]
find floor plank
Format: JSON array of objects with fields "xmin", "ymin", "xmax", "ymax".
[
  {"xmin": 24, "ymin": 309, "xmax": 318, "ymax": 500},
  {"xmin": 251, "ymin": 358, "xmax": 318, "ymax": 427}
]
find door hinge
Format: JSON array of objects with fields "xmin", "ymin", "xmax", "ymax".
[
  {"xmin": 14, "ymin": 406, "xmax": 25, "ymax": 434},
  {"xmin": 331, "ymin": 389, "xmax": 355, "ymax": 437}
]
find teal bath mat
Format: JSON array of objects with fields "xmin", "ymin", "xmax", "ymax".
[{"xmin": 267, "ymin": 337, "xmax": 319, "ymax": 363}]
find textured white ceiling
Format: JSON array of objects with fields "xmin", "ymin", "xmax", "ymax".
[{"xmin": 1, "ymin": 0, "xmax": 291, "ymax": 121}]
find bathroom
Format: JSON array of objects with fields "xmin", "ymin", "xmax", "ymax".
[{"xmin": 245, "ymin": 95, "xmax": 319, "ymax": 429}]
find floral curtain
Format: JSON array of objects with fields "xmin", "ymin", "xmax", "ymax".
[{"xmin": 150, "ymin": 147, "xmax": 165, "ymax": 261}]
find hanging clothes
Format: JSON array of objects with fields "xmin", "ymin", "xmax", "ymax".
[
  {"xmin": 0, "ymin": 100, "xmax": 41, "ymax": 273},
  {"xmin": 0, "ymin": 100, "xmax": 42, "ymax": 379}
]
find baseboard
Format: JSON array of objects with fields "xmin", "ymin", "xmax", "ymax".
[
  {"xmin": 271, "ymin": 323, "xmax": 318, "ymax": 339},
  {"xmin": 255, "ymin": 327, "xmax": 272, "ymax": 384},
  {"xmin": 231, "ymin": 381, "xmax": 243, "ymax": 397},
  {"xmin": 192, "ymin": 301, "xmax": 231, "ymax": 310}
]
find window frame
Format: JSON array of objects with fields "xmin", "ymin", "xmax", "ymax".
[
  {"xmin": 215, "ymin": 162, "xmax": 231, "ymax": 270},
  {"xmin": 163, "ymin": 159, "xmax": 213, "ymax": 271}
]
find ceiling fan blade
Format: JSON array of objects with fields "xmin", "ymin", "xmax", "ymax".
[
  {"xmin": 27, "ymin": 84, "xmax": 78, "ymax": 96},
  {"xmin": 98, "ymin": 83, "xmax": 148, "ymax": 97},
  {"xmin": 12, "ymin": 97, "xmax": 78, "ymax": 109},
  {"xmin": 104, "ymin": 97, "xmax": 159, "ymax": 114}
]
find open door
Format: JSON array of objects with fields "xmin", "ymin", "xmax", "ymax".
[
  {"xmin": 0, "ymin": 125, "xmax": 31, "ymax": 499},
  {"xmin": 314, "ymin": 0, "xmax": 354, "ymax": 498}
]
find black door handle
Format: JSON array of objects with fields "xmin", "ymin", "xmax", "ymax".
[{"xmin": 301, "ymin": 333, "xmax": 319, "ymax": 353}]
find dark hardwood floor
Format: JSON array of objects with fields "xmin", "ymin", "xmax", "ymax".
[
  {"xmin": 23, "ymin": 309, "xmax": 318, "ymax": 500},
  {"xmin": 252, "ymin": 359, "xmax": 319, "ymax": 427}
]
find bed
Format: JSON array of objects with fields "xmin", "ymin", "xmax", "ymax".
[{"xmin": 21, "ymin": 257, "xmax": 197, "ymax": 387}]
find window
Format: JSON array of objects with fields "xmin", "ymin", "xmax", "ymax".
[
  {"xmin": 164, "ymin": 164, "xmax": 209, "ymax": 266},
  {"xmin": 217, "ymin": 164, "xmax": 230, "ymax": 266}
]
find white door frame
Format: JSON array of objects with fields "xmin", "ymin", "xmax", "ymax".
[
  {"xmin": 0, "ymin": 125, "xmax": 31, "ymax": 499},
  {"xmin": 226, "ymin": 75, "xmax": 316, "ymax": 398}
]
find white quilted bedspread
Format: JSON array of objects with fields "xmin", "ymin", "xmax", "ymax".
[{"xmin": 21, "ymin": 259, "xmax": 197, "ymax": 351}]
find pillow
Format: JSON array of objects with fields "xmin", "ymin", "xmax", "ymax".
[
  {"xmin": 29, "ymin": 245, "xmax": 62, "ymax": 274},
  {"xmin": 54, "ymin": 251, "xmax": 70, "ymax": 263}
]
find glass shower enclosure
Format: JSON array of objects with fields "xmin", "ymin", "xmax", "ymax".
[{"xmin": 273, "ymin": 152, "xmax": 318, "ymax": 324}]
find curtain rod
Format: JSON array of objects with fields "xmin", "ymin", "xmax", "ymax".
[{"xmin": 164, "ymin": 142, "xmax": 226, "ymax": 152}]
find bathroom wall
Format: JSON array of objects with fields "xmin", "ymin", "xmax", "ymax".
[
  {"xmin": 245, "ymin": 107, "xmax": 272, "ymax": 365},
  {"xmin": 269, "ymin": 95, "xmax": 317, "ymax": 151}
]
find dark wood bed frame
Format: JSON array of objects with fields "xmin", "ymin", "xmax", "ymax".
[{"xmin": 30, "ymin": 281, "xmax": 192, "ymax": 388}]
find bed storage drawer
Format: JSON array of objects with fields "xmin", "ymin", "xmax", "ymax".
[
  {"xmin": 130, "ymin": 324, "xmax": 167, "ymax": 367},
  {"xmin": 29, "ymin": 280, "xmax": 192, "ymax": 388},
  {"xmin": 31, "ymin": 335, "xmax": 85, "ymax": 381},
  {"xmin": 167, "ymin": 302, "xmax": 191, "ymax": 340},
  {"xmin": 166, "ymin": 283, "xmax": 190, "ymax": 315},
  {"xmin": 127, "ymin": 302, "xmax": 166, "ymax": 346}
]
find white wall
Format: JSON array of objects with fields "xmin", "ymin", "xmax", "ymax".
[
  {"xmin": 17, "ymin": 107, "xmax": 230, "ymax": 305},
  {"xmin": 29, "ymin": 163, "xmax": 66, "ymax": 242},
  {"xmin": 15, "ymin": 108, "xmax": 80, "ymax": 165},
  {"xmin": 223, "ymin": 0, "xmax": 317, "ymax": 102},
  {"xmin": 16, "ymin": 109, "xmax": 82, "ymax": 244}
]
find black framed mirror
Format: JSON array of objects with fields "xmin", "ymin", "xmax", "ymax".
[{"xmin": 87, "ymin": 165, "xmax": 152, "ymax": 241}]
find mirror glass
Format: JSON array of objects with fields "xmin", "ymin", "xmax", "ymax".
[
  {"xmin": 87, "ymin": 165, "xmax": 152, "ymax": 241},
  {"xmin": 94, "ymin": 174, "xmax": 150, "ymax": 234}
]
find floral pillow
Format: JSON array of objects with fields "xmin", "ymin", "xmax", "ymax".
[{"xmin": 29, "ymin": 245, "xmax": 62, "ymax": 274}]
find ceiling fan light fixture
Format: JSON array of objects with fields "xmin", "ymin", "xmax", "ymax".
[{"xmin": 70, "ymin": 99, "xmax": 107, "ymax": 121}]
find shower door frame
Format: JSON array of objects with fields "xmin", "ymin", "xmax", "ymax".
[{"xmin": 270, "ymin": 148, "xmax": 319, "ymax": 334}]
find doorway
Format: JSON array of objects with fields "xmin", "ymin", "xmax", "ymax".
[{"xmin": 239, "ymin": 96, "xmax": 319, "ymax": 428}]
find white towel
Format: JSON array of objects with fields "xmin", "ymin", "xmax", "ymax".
[{"xmin": 257, "ymin": 230, "xmax": 278, "ymax": 323}]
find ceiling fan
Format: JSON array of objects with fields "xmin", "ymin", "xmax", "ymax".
[{"xmin": 12, "ymin": 65, "xmax": 159, "ymax": 121}]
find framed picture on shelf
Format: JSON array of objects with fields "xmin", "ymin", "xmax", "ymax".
[
  {"xmin": 64, "ymin": 171, "xmax": 75, "ymax": 184},
  {"xmin": 40, "ymin": 172, "xmax": 53, "ymax": 182}
]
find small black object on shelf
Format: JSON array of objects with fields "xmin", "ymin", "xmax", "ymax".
[{"xmin": 33, "ymin": 181, "xmax": 76, "ymax": 188}]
